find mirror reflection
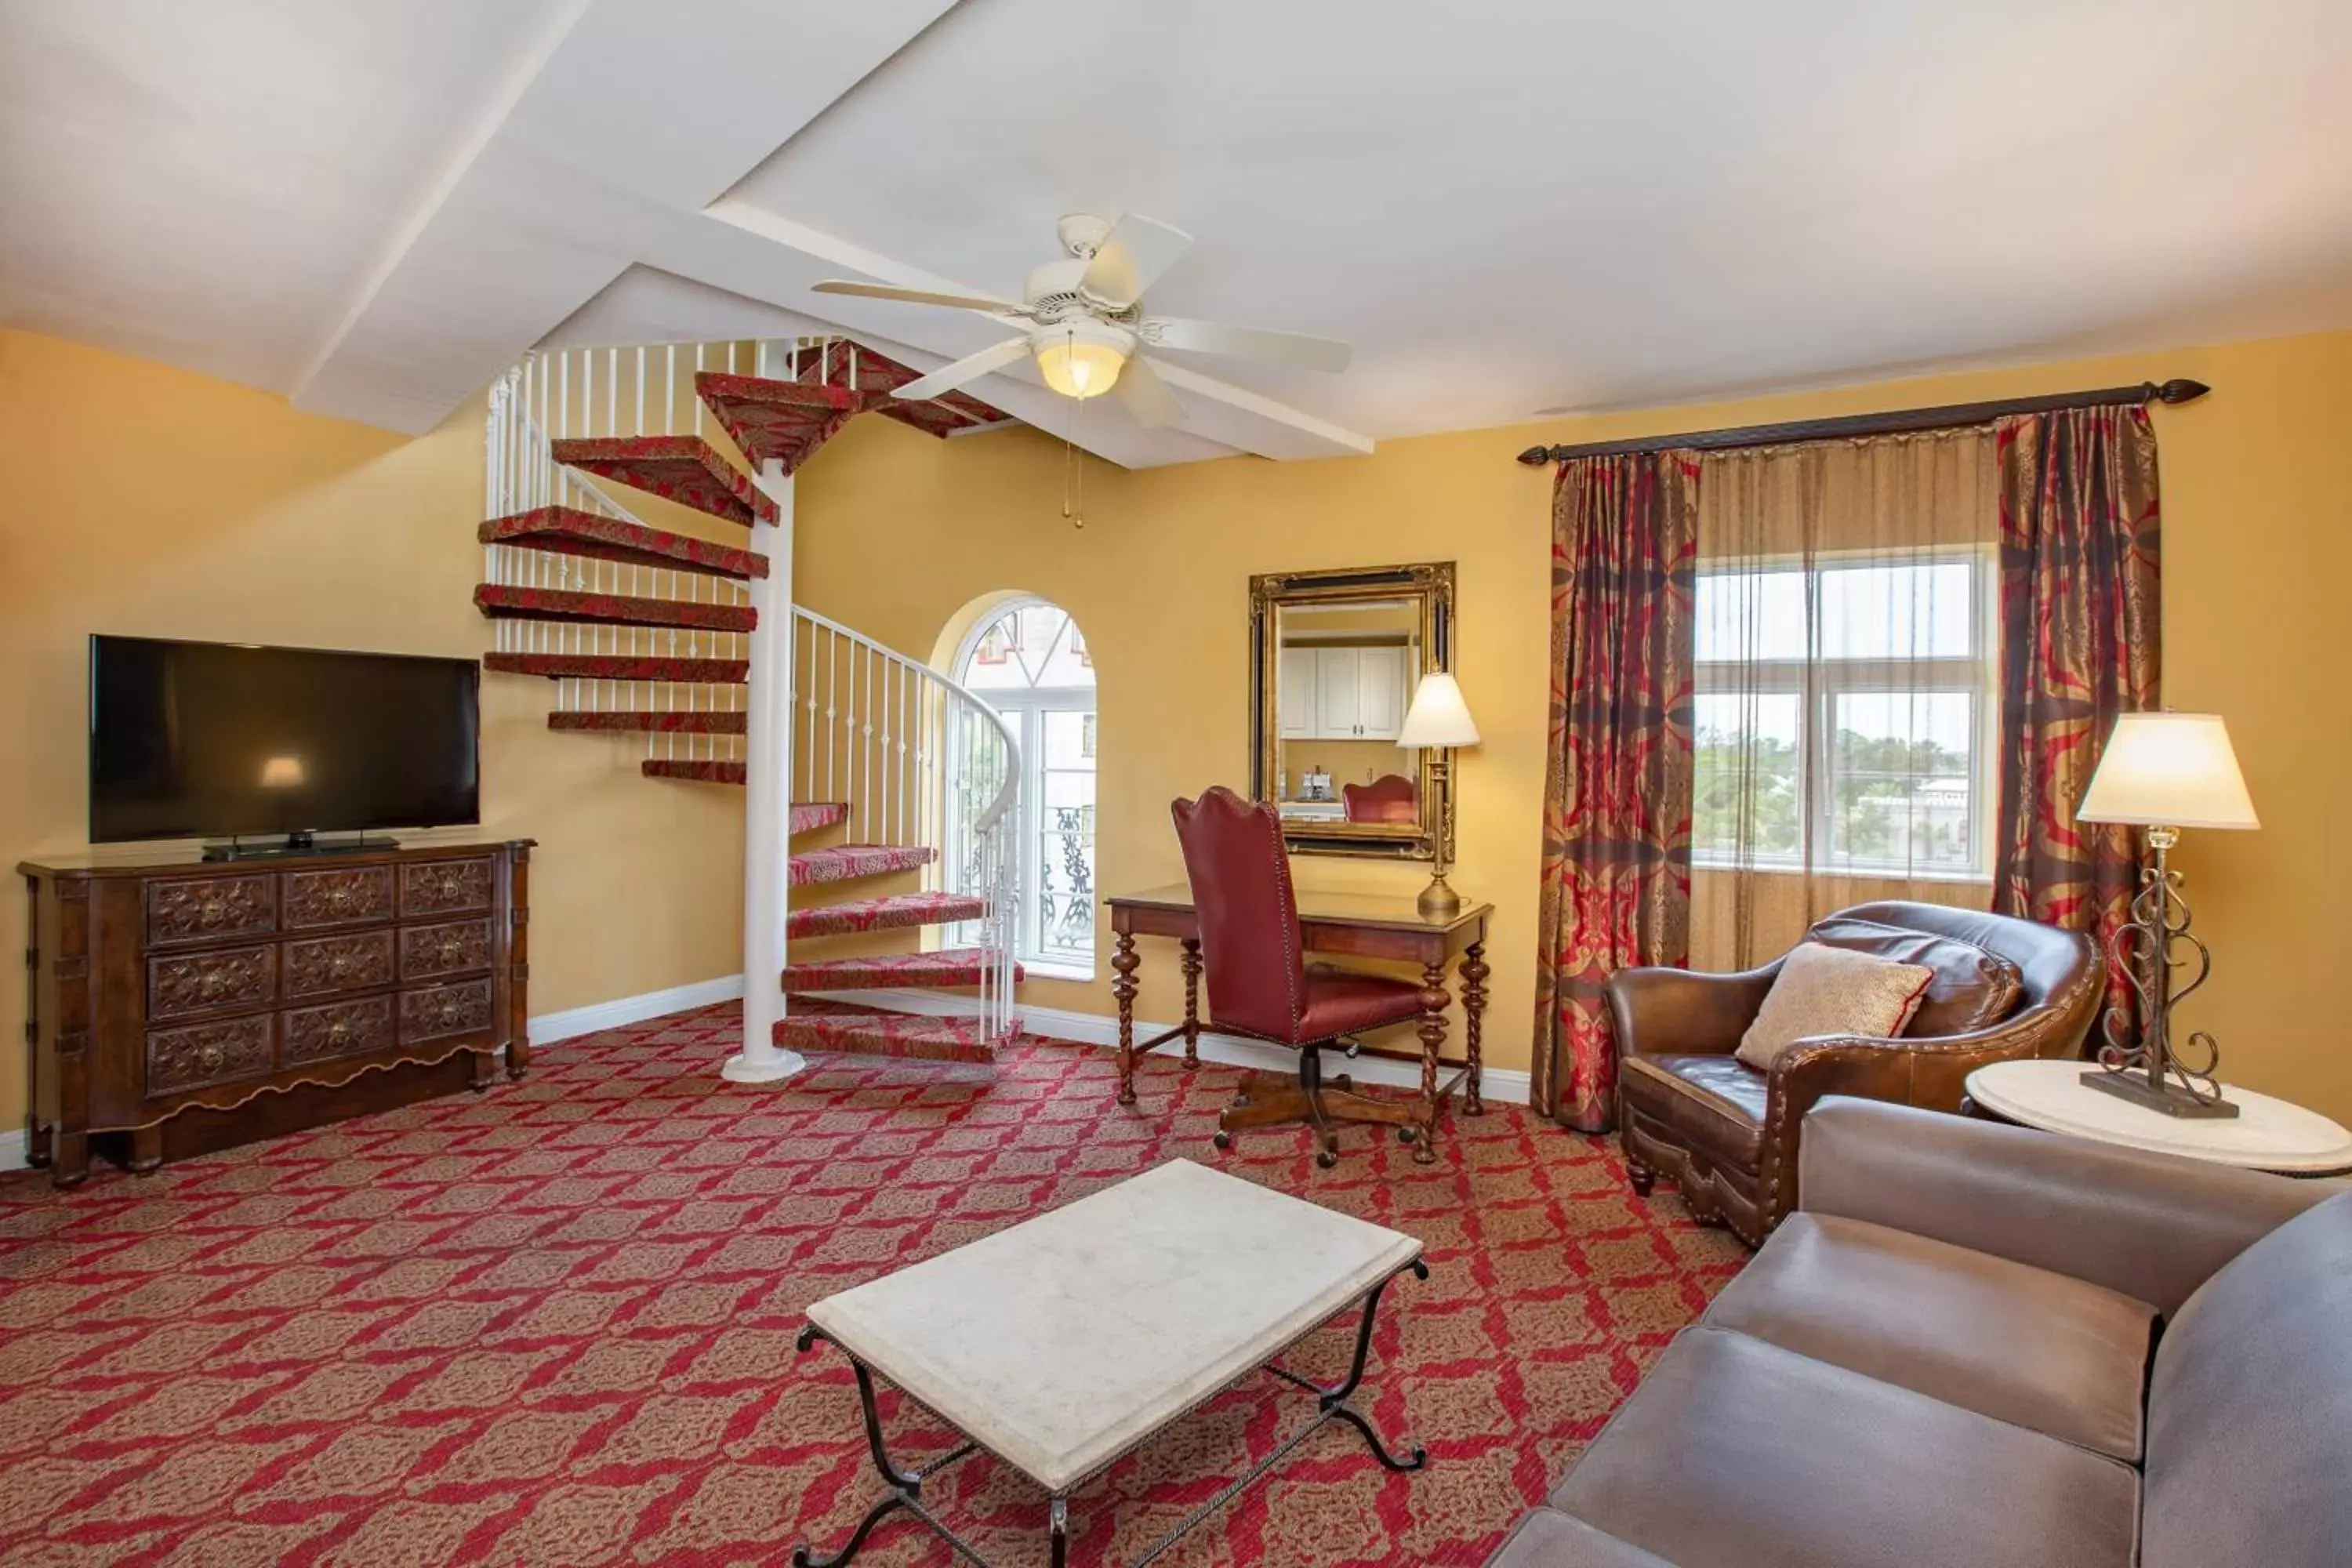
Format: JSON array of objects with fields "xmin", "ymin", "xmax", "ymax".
[{"xmin": 1272, "ymin": 597, "xmax": 1422, "ymax": 829}]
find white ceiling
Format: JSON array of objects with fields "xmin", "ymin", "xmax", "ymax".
[{"xmin": 6, "ymin": 0, "xmax": 2351, "ymax": 467}]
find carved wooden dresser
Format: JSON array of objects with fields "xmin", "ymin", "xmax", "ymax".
[{"xmin": 19, "ymin": 840, "xmax": 532, "ymax": 1186}]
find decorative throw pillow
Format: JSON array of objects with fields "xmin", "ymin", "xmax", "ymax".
[{"xmin": 1734, "ymin": 941, "xmax": 1936, "ymax": 1073}]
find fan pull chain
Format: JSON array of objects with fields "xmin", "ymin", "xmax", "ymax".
[{"xmin": 1062, "ymin": 389, "xmax": 1085, "ymax": 529}]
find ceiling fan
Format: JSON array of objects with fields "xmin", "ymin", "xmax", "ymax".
[{"xmin": 810, "ymin": 213, "xmax": 1351, "ymax": 428}]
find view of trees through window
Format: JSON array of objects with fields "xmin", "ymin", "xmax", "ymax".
[{"xmin": 1692, "ymin": 556, "xmax": 1990, "ymax": 877}]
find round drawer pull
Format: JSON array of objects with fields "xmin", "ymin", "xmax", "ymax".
[
  {"xmin": 327, "ymin": 1021, "xmax": 352, "ymax": 1044},
  {"xmin": 200, "ymin": 972, "xmax": 226, "ymax": 996},
  {"xmin": 328, "ymin": 887, "xmax": 352, "ymax": 910},
  {"xmin": 439, "ymin": 940, "xmax": 464, "ymax": 962},
  {"xmin": 328, "ymin": 956, "xmax": 352, "ymax": 979},
  {"xmin": 198, "ymin": 1044, "xmax": 223, "ymax": 1071},
  {"xmin": 199, "ymin": 899, "xmax": 227, "ymax": 925},
  {"xmin": 437, "ymin": 876, "xmax": 462, "ymax": 898},
  {"xmin": 438, "ymin": 1001, "xmax": 461, "ymax": 1025}
]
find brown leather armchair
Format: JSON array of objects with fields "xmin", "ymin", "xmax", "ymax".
[
  {"xmin": 1607, "ymin": 902, "xmax": 2103, "ymax": 1246},
  {"xmin": 1172, "ymin": 786, "xmax": 1427, "ymax": 1167}
]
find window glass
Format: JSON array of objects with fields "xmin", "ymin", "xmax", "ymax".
[{"xmin": 1693, "ymin": 552, "xmax": 1992, "ymax": 878}]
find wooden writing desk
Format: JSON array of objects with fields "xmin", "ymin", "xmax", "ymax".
[{"xmin": 1105, "ymin": 884, "xmax": 1491, "ymax": 1163}]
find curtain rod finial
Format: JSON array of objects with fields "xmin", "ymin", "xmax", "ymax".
[
  {"xmin": 1517, "ymin": 444, "xmax": 1554, "ymax": 466},
  {"xmin": 2152, "ymin": 379, "xmax": 2211, "ymax": 405}
]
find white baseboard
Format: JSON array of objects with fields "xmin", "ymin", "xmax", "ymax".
[
  {"xmin": 0, "ymin": 1128, "xmax": 24, "ymax": 1172},
  {"xmin": 833, "ymin": 986, "xmax": 1533, "ymax": 1105},
  {"xmin": 529, "ymin": 974, "xmax": 746, "ymax": 1046}
]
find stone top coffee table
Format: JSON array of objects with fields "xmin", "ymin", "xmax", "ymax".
[{"xmin": 791, "ymin": 1158, "xmax": 1428, "ymax": 1568}]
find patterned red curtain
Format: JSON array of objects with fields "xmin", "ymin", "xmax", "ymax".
[
  {"xmin": 1533, "ymin": 452, "xmax": 1700, "ymax": 1131},
  {"xmin": 1991, "ymin": 405, "xmax": 2161, "ymax": 1034}
]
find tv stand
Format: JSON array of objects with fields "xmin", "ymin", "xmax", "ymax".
[
  {"xmin": 20, "ymin": 838, "xmax": 532, "ymax": 1186},
  {"xmin": 201, "ymin": 832, "xmax": 401, "ymax": 862}
]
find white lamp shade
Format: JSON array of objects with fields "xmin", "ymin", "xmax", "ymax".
[
  {"xmin": 2076, "ymin": 713, "xmax": 2259, "ymax": 829},
  {"xmin": 1397, "ymin": 672, "xmax": 1481, "ymax": 749}
]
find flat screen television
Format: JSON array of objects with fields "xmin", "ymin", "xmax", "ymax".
[{"xmin": 89, "ymin": 635, "xmax": 480, "ymax": 851}]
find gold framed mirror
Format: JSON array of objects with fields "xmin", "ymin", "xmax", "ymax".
[{"xmin": 1248, "ymin": 561, "xmax": 1455, "ymax": 859}]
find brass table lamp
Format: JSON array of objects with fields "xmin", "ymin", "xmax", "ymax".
[
  {"xmin": 2074, "ymin": 712, "xmax": 2260, "ymax": 1118},
  {"xmin": 1397, "ymin": 672, "xmax": 1480, "ymax": 919}
]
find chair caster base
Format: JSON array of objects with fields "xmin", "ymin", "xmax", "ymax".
[
  {"xmin": 1396, "ymin": 1124, "xmax": 1417, "ymax": 1144},
  {"xmin": 1212, "ymin": 1131, "xmax": 1232, "ymax": 1151},
  {"xmin": 1316, "ymin": 1150, "xmax": 1339, "ymax": 1170}
]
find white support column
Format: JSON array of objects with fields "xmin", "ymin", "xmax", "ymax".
[{"xmin": 724, "ymin": 455, "xmax": 802, "ymax": 1083}]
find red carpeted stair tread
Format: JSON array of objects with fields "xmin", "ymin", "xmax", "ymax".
[
  {"xmin": 549, "ymin": 710, "xmax": 746, "ymax": 735},
  {"xmin": 479, "ymin": 506, "xmax": 768, "ymax": 580},
  {"xmin": 791, "ymin": 802, "xmax": 851, "ymax": 834},
  {"xmin": 790, "ymin": 844, "xmax": 936, "ymax": 887},
  {"xmin": 776, "ymin": 1000, "xmax": 1000, "ymax": 1065},
  {"xmin": 784, "ymin": 947, "xmax": 1021, "ymax": 993},
  {"xmin": 643, "ymin": 759, "xmax": 744, "ymax": 784},
  {"xmin": 693, "ymin": 373, "xmax": 870, "ymax": 474},
  {"xmin": 487, "ymin": 652, "xmax": 747, "ymax": 684},
  {"xmin": 474, "ymin": 584, "xmax": 756, "ymax": 633},
  {"xmin": 792, "ymin": 339, "xmax": 1012, "ymax": 441},
  {"xmin": 550, "ymin": 436, "xmax": 776, "ymax": 527},
  {"xmin": 787, "ymin": 890, "xmax": 987, "ymax": 938}
]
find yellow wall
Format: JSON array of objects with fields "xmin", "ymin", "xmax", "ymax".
[
  {"xmin": 797, "ymin": 329, "xmax": 2352, "ymax": 1123},
  {"xmin": 0, "ymin": 330, "xmax": 749, "ymax": 1130}
]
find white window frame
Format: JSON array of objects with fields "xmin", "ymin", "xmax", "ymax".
[
  {"xmin": 1691, "ymin": 545, "xmax": 1999, "ymax": 882},
  {"xmin": 950, "ymin": 599, "xmax": 1098, "ymax": 978}
]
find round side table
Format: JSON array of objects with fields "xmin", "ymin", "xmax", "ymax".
[{"xmin": 1963, "ymin": 1060, "xmax": 2352, "ymax": 1175}]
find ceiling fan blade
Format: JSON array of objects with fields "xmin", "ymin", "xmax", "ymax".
[
  {"xmin": 1079, "ymin": 213, "xmax": 1192, "ymax": 309},
  {"xmin": 812, "ymin": 279, "xmax": 1030, "ymax": 316},
  {"xmin": 894, "ymin": 337, "xmax": 1034, "ymax": 401},
  {"xmin": 1142, "ymin": 317, "xmax": 1352, "ymax": 372},
  {"xmin": 1112, "ymin": 354, "xmax": 1186, "ymax": 428}
]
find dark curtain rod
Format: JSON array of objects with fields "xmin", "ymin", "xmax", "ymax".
[{"xmin": 1515, "ymin": 379, "xmax": 2211, "ymax": 465}]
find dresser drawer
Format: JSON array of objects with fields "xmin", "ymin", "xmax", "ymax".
[
  {"xmin": 282, "ymin": 865, "xmax": 394, "ymax": 929},
  {"xmin": 146, "ymin": 1014, "xmax": 276, "ymax": 1096},
  {"xmin": 400, "ymin": 918, "xmax": 495, "ymax": 982},
  {"xmin": 281, "ymin": 994, "xmax": 397, "ymax": 1068},
  {"xmin": 145, "ymin": 874, "xmax": 276, "ymax": 948},
  {"xmin": 400, "ymin": 978, "xmax": 495, "ymax": 1044},
  {"xmin": 282, "ymin": 929, "xmax": 397, "ymax": 1000},
  {"xmin": 147, "ymin": 945, "xmax": 278, "ymax": 1022},
  {"xmin": 400, "ymin": 858, "xmax": 493, "ymax": 917}
]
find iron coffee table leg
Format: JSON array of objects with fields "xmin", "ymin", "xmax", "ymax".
[{"xmin": 789, "ymin": 1326, "xmax": 984, "ymax": 1568}]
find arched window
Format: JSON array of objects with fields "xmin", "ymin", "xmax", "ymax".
[{"xmin": 953, "ymin": 598, "xmax": 1097, "ymax": 976}]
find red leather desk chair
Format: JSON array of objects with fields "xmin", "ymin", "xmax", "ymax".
[{"xmin": 1171, "ymin": 786, "xmax": 1426, "ymax": 1167}]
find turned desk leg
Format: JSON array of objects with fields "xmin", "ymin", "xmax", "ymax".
[
  {"xmin": 1460, "ymin": 941, "xmax": 1488, "ymax": 1116},
  {"xmin": 1414, "ymin": 960, "xmax": 1448, "ymax": 1164},
  {"xmin": 1178, "ymin": 938, "xmax": 1203, "ymax": 1070},
  {"xmin": 127, "ymin": 1124, "xmax": 164, "ymax": 1175},
  {"xmin": 1112, "ymin": 931, "xmax": 1140, "ymax": 1107}
]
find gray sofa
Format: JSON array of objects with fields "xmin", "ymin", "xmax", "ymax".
[{"xmin": 1486, "ymin": 1097, "xmax": 2350, "ymax": 1568}]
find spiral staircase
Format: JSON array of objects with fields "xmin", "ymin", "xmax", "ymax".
[{"xmin": 476, "ymin": 338, "xmax": 1024, "ymax": 1069}]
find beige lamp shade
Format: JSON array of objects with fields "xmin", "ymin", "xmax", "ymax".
[
  {"xmin": 2077, "ymin": 713, "xmax": 2259, "ymax": 829},
  {"xmin": 1397, "ymin": 672, "xmax": 1481, "ymax": 749}
]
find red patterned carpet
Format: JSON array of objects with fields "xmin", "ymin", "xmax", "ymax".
[{"xmin": 0, "ymin": 1005, "xmax": 1744, "ymax": 1567}]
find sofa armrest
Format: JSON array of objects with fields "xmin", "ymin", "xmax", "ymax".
[
  {"xmin": 1798, "ymin": 1096, "xmax": 2343, "ymax": 1315},
  {"xmin": 1606, "ymin": 963, "xmax": 1779, "ymax": 1061}
]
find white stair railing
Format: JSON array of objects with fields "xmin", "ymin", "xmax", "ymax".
[
  {"xmin": 789, "ymin": 607, "xmax": 1020, "ymax": 1042},
  {"xmin": 481, "ymin": 337, "xmax": 1023, "ymax": 1060}
]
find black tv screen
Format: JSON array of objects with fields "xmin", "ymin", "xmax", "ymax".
[{"xmin": 89, "ymin": 636, "xmax": 481, "ymax": 844}]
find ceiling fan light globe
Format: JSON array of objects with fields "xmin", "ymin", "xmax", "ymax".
[{"xmin": 1031, "ymin": 321, "xmax": 1133, "ymax": 401}]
